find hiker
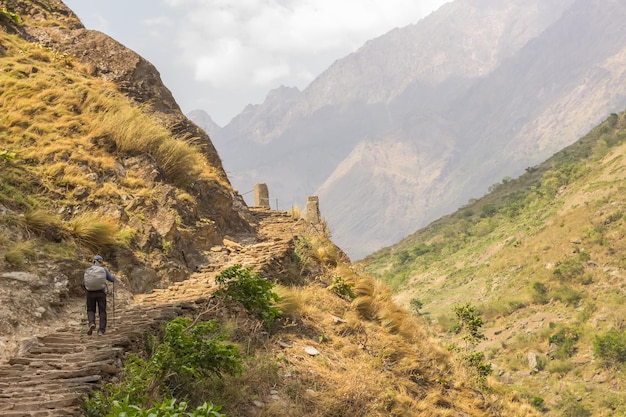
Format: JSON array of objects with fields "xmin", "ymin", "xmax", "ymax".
[{"xmin": 82, "ymin": 255, "xmax": 115, "ymax": 335}]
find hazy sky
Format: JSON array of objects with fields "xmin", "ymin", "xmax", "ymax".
[{"xmin": 63, "ymin": 0, "xmax": 450, "ymax": 126}]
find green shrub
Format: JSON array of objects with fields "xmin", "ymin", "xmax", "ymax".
[
  {"xmin": 215, "ymin": 264, "xmax": 282, "ymax": 324},
  {"xmin": 464, "ymin": 351, "xmax": 492, "ymax": 380},
  {"xmin": 0, "ymin": 8, "xmax": 20, "ymax": 24},
  {"xmin": 553, "ymin": 258, "xmax": 584, "ymax": 281},
  {"xmin": 593, "ymin": 328, "xmax": 626, "ymax": 367},
  {"xmin": 107, "ymin": 397, "xmax": 225, "ymax": 417},
  {"xmin": 409, "ymin": 298, "xmax": 423, "ymax": 315},
  {"xmin": 531, "ymin": 281, "xmax": 549, "ymax": 304},
  {"xmin": 84, "ymin": 317, "xmax": 241, "ymax": 416},
  {"xmin": 549, "ymin": 327, "xmax": 579, "ymax": 359},
  {"xmin": 0, "ymin": 150, "xmax": 17, "ymax": 160},
  {"xmin": 551, "ymin": 285, "xmax": 582, "ymax": 306},
  {"xmin": 327, "ymin": 275, "xmax": 356, "ymax": 300},
  {"xmin": 530, "ymin": 396, "xmax": 545, "ymax": 411}
]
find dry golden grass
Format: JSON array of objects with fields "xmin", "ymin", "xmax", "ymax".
[
  {"xmin": 0, "ymin": 25, "xmax": 238, "ymax": 277},
  {"xmin": 22, "ymin": 208, "xmax": 64, "ymax": 240},
  {"xmin": 4, "ymin": 240, "xmax": 36, "ymax": 269},
  {"xmin": 66, "ymin": 212, "xmax": 119, "ymax": 251},
  {"xmin": 287, "ymin": 205, "xmax": 302, "ymax": 219},
  {"xmin": 274, "ymin": 285, "xmax": 304, "ymax": 318},
  {"xmin": 238, "ymin": 230, "xmax": 541, "ymax": 416}
]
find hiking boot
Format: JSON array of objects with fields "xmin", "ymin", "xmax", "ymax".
[
  {"xmin": 87, "ymin": 323, "xmax": 96, "ymax": 335},
  {"xmin": 97, "ymin": 329, "xmax": 105, "ymax": 336}
]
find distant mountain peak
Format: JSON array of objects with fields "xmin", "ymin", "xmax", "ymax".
[{"xmin": 187, "ymin": 109, "xmax": 222, "ymax": 138}]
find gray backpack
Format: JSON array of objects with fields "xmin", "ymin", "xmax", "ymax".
[{"xmin": 84, "ymin": 265, "xmax": 107, "ymax": 291}]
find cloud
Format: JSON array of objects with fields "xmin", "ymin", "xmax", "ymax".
[
  {"xmin": 64, "ymin": 0, "xmax": 450, "ymax": 124},
  {"xmin": 164, "ymin": 0, "xmax": 431, "ymax": 92}
]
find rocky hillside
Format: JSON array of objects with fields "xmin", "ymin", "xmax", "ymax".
[
  {"xmin": 0, "ymin": 2, "xmax": 541, "ymax": 416},
  {"xmin": 204, "ymin": 0, "xmax": 626, "ymax": 259},
  {"xmin": 363, "ymin": 111, "xmax": 626, "ymax": 416},
  {"xmin": 0, "ymin": 0, "xmax": 253, "ymax": 356}
]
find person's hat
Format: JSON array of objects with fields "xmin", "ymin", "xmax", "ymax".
[{"xmin": 93, "ymin": 255, "xmax": 104, "ymax": 263}]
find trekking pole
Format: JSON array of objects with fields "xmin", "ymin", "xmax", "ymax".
[{"xmin": 112, "ymin": 281, "xmax": 116, "ymax": 330}]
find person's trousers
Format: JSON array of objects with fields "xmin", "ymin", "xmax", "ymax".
[{"xmin": 86, "ymin": 290, "xmax": 107, "ymax": 332}]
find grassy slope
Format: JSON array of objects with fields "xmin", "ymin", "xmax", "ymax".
[
  {"xmin": 362, "ymin": 112, "xmax": 626, "ymax": 416},
  {"xmin": 0, "ymin": 13, "xmax": 228, "ymax": 268}
]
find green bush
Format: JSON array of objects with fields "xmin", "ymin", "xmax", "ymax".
[
  {"xmin": 551, "ymin": 285, "xmax": 582, "ymax": 306},
  {"xmin": 593, "ymin": 328, "xmax": 626, "ymax": 367},
  {"xmin": 549, "ymin": 327, "xmax": 579, "ymax": 359},
  {"xmin": 327, "ymin": 275, "xmax": 356, "ymax": 300},
  {"xmin": 108, "ymin": 397, "xmax": 225, "ymax": 417},
  {"xmin": 215, "ymin": 264, "xmax": 282, "ymax": 324},
  {"xmin": 531, "ymin": 281, "xmax": 548, "ymax": 304},
  {"xmin": 152, "ymin": 317, "xmax": 243, "ymax": 383},
  {"xmin": 530, "ymin": 396, "xmax": 545, "ymax": 411},
  {"xmin": 84, "ymin": 317, "xmax": 241, "ymax": 416},
  {"xmin": 464, "ymin": 351, "xmax": 492, "ymax": 380},
  {"xmin": 553, "ymin": 258, "xmax": 584, "ymax": 281}
]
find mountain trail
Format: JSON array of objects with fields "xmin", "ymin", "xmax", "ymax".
[{"xmin": 0, "ymin": 208, "xmax": 305, "ymax": 416}]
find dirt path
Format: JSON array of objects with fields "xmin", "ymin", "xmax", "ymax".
[{"xmin": 0, "ymin": 208, "xmax": 304, "ymax": 416}]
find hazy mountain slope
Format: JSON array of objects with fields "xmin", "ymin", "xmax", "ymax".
[
  {"xmin": 201, "ymin": 0, "xmax": 626, "ymax": 259},
  {"xmin": 187, "ymin": 109, "xmax": 222, "ymax": 139},
  {"xmin": 362, "ymin": 111, "xmax": 626, "ymax": 416},
  {"xmin": 327, "ymin": 0, "xmax": 626, "ymax": 256}
]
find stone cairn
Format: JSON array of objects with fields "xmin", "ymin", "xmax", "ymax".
[
  {"xmin": 253, "ymin": 183, "xmax": 270, "ymax": 208},
  {"xmin": 304, "ymin": 196, "xmax": 321, "ymax": 224}
]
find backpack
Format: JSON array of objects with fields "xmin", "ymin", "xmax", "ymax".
[{"xmin": 84, "ymin": 265, "xmax": 107, "ymax": 291}]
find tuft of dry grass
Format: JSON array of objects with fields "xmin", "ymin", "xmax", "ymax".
[
  {"xmin": 22, "ymin": 208, "xmax": 64, "ymax": 240},
  {"xmin": 66, "ymin": 212, "xmax": 119, "ymax": 251},
  {"xmin": 90, "ymin": 105, "xmax": 211, "ymax": 186},
  {"xmin": 5, "ymin": 240, "xmax": 36, "ymax": 269},
  {"xmin": 274, "ymin": 285, "xmax": 304, "ymax": 319},
  {"xmin": 287, "ymin": 205, "xmax": 302, "ymax": 219}
]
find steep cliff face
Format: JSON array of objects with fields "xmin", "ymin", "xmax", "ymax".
[{"xmin": 207, "ymin": 0, "xmax": 626, "ymax": 259}]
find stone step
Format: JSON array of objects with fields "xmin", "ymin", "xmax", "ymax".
[
  {"xmin": 0, "ymin": 394, "xmax": 81, "ymax": 411},
  {"xmin": 1, "ymin": 362, "xmax": 116, "ymax": 386},
  {"xmin": 0, "ymin": 381, "xmax": 92, "ymax": 396},
  {"xmin": 0, "ymin": 410, "xmax": 79, "ymax": 417}
]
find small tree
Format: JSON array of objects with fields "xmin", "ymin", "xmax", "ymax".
[
  {"xmin": 409, "ymin": 298, "xmax": 423, "ymax": 315},
  {"xmin": 453, "ymin": 303, "xmax": 492, "ymax": 382},
  {"xmin": 454, "ymin": 303, "xmax": 486, "ymax": 343}
]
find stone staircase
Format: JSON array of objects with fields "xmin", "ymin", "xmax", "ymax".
[{"xmin": 0, "ymin": 208, "xmax": 305, "ymax": 416}]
